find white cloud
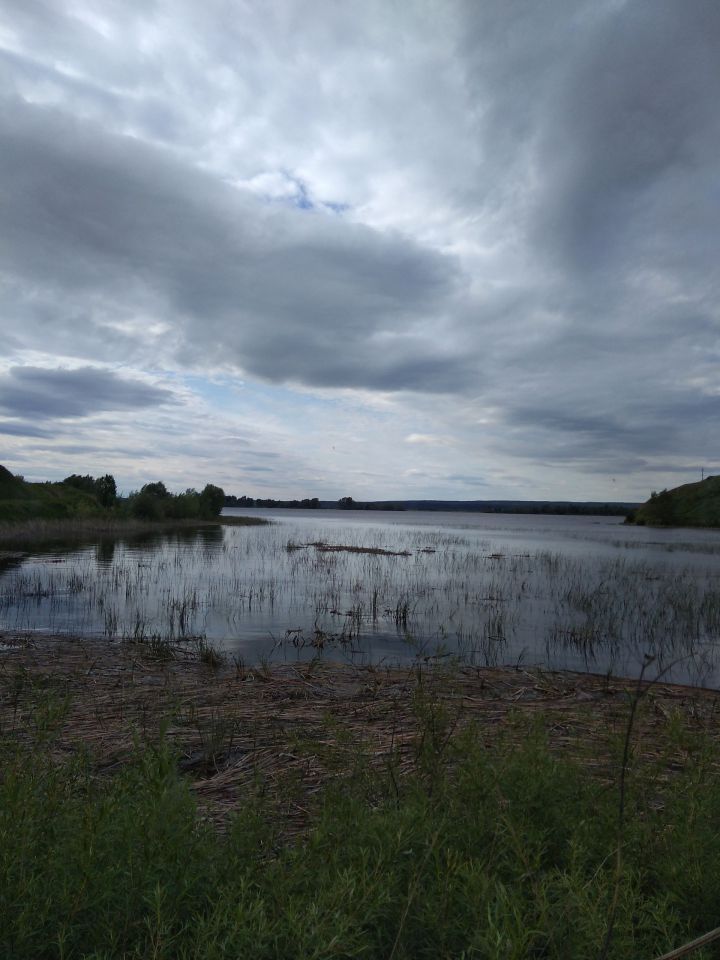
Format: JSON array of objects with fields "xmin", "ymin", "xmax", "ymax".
[
  {"xmin": 0, "ymin": 0, "xmax": 718, "ymax": 500},
  {"xmin": 404, "ymin": 434, "xmax": 452, "ymax": 446}
]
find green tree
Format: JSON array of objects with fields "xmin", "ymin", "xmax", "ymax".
[
  {"xmin": 141, "ymin": 481, "xmax": 170, "ymax": 499},
  {"xmin": 199, "ymin": 484, "xmax": 225, "ymax": 518},
  {"xmin": 128, "ymin": 491, "xmax": 162, "ymax": 520},
  {"xmin": 95, "ymin": 474, "xmax": 117, "ymax": 508},
  {"xmin": 62, "ymin": 473, "xmax": 117, "ymax": 509}
]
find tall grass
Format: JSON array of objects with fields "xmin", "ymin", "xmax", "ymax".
[
  {"xmin": 2, "ymin": 688, "xmax": 720, "ymax": 958},
  {"xmin": 0, "ymin": 513, "xmax": 266, "ymax": 547}
]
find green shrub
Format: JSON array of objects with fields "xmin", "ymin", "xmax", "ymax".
[{"xmin": 1, "ymin": 719, "xmax": 718, "ymax": 959}]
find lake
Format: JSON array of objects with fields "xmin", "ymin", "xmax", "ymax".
[{"xmin": 2, "ymin": 508, "xmax": 720, "ymax": 685}]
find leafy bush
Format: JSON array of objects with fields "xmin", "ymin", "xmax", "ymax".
[
  {"xmin": 2, "ymin": 716, "xmax": 720, "ymax": 958},
  {"xmin": 63, "ymin": 474, "xmax": 117, "ymax": 507},
  {"xmin": 125, "ymin": 482, "xmax": 226, "ymax": 522}
]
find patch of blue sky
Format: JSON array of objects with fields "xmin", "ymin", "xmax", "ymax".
[
  {"xmin": 184, "ymin": 374, "xmax": 343, "ymax": 420},
  {"xmin": 255, "ymin": 169, "xmax": 349, "ymax": 215},
  {"xmin": 322, "ymin": 200, "xmax": 350, "ymax": 214}
]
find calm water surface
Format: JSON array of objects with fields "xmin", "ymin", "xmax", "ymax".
[{"xmin": 3, "ymin": 509, "xmax": 720, "ymax": 685}]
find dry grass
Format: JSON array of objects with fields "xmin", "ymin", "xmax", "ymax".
[{"xmin": 2, "ymin": 630, "xmax": 719, "ymax": 831}]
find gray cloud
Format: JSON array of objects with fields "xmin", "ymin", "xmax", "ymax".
[
  {"xmin": 533, "ymin": 0, "xmax": 720, "ymax": 274},
  {"xmin": 0, "ymin": 0, "xmax": 718, "ymax": 496},
  {"xmin": 0, "ymin": 419, "xmax": 52, "ymax": 438},
  {"xmin": 0, "ymin": 94, "xmax": 466, "ymax": 393},
  {"xmin": 446, "ymin": 474, "xmax": 487, "ymax": 487},
  {"xmin": 0, "ymin": 367, "xmax": 175, "ymax": 419}
]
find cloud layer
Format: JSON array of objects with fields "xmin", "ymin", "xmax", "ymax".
[
  {"xmin": 0, "ymin": 0, "xmax": 718, "ymax": 498},
  {"xmin": 0, "ymin": 366, "xmax": 174, "ymax": 419}
]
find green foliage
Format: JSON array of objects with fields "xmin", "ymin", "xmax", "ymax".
[
  {"xmin": 141, "ymin": 481, "xmax": 170, "ymax": 499},
  {"xmin": 127, "ymin": 489, "xmax": 163, "ymax": 521},
  {"xmin": 0, "ymin": 471, "xmax": 105, "ymax": 523},
  {"xmin": 200, "ymin": 483, "xmax": 225, "ymax": 518},
  {"xmin": 0, "ymin": 465, "xmax": 28, "ymax": 500},
  {"xmin": 632, "ymin": 475, "xmax": 720, "ymax": 527},
  {"xmin": 126, "ymin": 482, "xmax": 226, "ymax": 521},
  {"xmin": 63, "ymin": 473, "xmax": 117, "ymax": 508},
  {"xmin": 0, "ymin": 463, "xmax": 225, "ymax": 526},
  {"xmin": 0, "ymin": 467, "xmax": 120, "ymax": 522},
  {"xmin": 2, "ymin": 708, "xmax": 720, "ymax": 959}
]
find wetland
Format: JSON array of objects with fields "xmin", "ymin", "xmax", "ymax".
[
  {"xmin": 5, "ymin": 508, "xmax": 720, "ymax": 958},
  {"xmin": 3, "ymin": 508, "xmax": 720, "ymax": 687}
]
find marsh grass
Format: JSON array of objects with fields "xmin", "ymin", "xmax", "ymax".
[
  {"xmin": 3, "ymin": 639, "xmax": 720, "ymax": 958},
  {"xmin": 4, "ymin": 516, "xmax": 720, "ymax": 687},
  {"xmin": 0, "ymin": 513, "xmax": 267, "ymax": 547},
  {"xmin": 218, "ymin": 515, "xmax": 271, "ymax": 527},
  {"xmin": 5, "ymin": 519, "xmax": 720, "ymax": 683}
]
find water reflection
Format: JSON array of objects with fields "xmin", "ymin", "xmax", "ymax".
[{"xmin": 95, "ymin": 539, "xmax": 116, "ymax": 565}]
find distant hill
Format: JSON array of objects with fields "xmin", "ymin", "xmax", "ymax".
[{"xmin": 630, "ymin": 476, "xmax": 720, "ymax": 528}]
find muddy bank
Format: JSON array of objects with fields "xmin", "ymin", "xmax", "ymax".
[{"xmin": 2, "ymin": 630, "xmax": 719, "ymax": 829}]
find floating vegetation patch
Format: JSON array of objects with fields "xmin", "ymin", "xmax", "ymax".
[{"xmin": 286, "ymin": 540, "xmax": 411, "ymax": 556}]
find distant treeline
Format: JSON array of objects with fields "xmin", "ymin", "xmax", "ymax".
[
  {"xmin": 225, "ymin": 495, "xmax": 404, "ymax": 511},
  {"xmin": 225, "ymin": 493, "xmax": 638, "ymax": 517},
  {"xmin": 226, "ymin": 495, "xmax": 322, "ymax": 510},
  {"xmin": 402, "ymin": 499, "xmax": 639, "ymax": 517}
]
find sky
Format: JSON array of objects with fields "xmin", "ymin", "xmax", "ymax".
[{"xmin": 0, "ymin": 0, "xmax": 718, "ymax": 501}]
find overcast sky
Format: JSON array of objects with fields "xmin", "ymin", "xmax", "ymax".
[{"xmin": 0, "ymin": 0, "xmax": 718, "ymax": 501}]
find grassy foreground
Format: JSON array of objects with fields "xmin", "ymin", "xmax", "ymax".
[{"xmin": 2, "ymin": 638, "xmax": 720, "ymax": 958}]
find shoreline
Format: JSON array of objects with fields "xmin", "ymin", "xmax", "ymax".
[
  {"xmin": 3, "ymin": 629, "xmax": 719, "ymax": 828},
  {"xmin": 0, "ymin": 513, "xmax": 267, "ymax": 550}
]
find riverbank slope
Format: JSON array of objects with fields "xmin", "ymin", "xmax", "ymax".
[{"xmin": 630, "ymin": 474, "xmax": 720, "ymax": 527}]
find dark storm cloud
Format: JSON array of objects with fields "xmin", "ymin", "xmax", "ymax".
[
  {"xmin": 0, "ymin": 95, "xmax": 465, "ymax": 393},
  {"xmin": 0, "ymin": 367, "xmax": 174, "ymax": 419}
]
